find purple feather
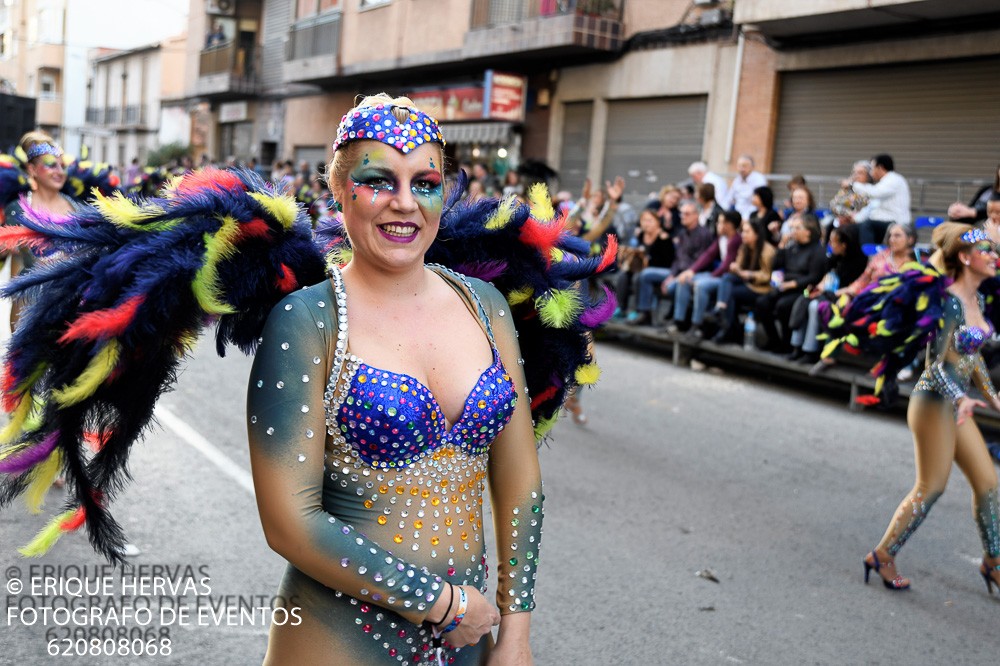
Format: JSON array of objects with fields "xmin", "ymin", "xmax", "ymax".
[
  {"xmin": 579, "ymin": 285, "xmax": 616, "ymax": 328},
  {"xmin": 454, "ymin": 260, "xmax": 508, "ymax": 282},
  {"xmin": 916, "ymin": 315, "xmax": 933, "ymax": 327},
  {"xmin": 0, "ymin": 431, "xmax": 59, "ymax": 474}
]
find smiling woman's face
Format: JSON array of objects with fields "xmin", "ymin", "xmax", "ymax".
[{"xmin": 333, "ymin": 141, "xmax": 444, "ymax": 273}]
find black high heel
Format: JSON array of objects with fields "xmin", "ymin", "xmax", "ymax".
[
  {"xmin": 981, "ymin": 561, "xmax": 1000, "ymax": 595},
  {"xmin": 863, "ymin": 550, "xmax": 910, "ymax": 590}
]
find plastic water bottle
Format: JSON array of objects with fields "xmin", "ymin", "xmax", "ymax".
[{"xmin": 743, "ymin": 313, "xmax": 756, "ymax": 351}]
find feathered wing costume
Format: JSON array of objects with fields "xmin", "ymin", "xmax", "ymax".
[
  {"xmin": 0, "ymin": 167, "xmax": 614, "ymax": 563},
  {"xmin": 820, "ymin": 261, "xmax": 948, "ymax": 405}
]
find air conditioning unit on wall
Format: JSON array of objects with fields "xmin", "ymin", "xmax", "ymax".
[{"xmin": 207, "ymin": 0, "xmax": 236, "ymax": 16}]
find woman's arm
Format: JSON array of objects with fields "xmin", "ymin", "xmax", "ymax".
[
  {"xmin": 246, "ymin": 289, "xmax": 446, "ymax": 625},
  {"xmin": 476, "ymin": 283, "xmax": 542, "ymax": 661}
]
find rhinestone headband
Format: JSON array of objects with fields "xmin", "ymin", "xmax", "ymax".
[
  {"xmin": 332, "ymin": 104, "xmax": 445, "ymax": 155},
  {"xmin": 25, "ymin": 143, "xmax": 62, "ymax": 161},
  {"xmin": 961, "ymin": 228, "xmax": 991, "ymax": 244}
]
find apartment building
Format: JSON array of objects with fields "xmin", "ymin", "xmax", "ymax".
[
  {"xmin": 0, "ymin": 0, "xmax": 67, "ymax": 143},
  {"xmin": 82, "ymin": 35, "xmax": 189, "ymax": 167}
]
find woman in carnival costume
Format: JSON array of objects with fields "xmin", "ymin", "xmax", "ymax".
[
  {"xmin": 823, "ymin": 222, "xmax": 1000, "ymax": 593},
  {"xmin": 0, "ymin": 94, "xmax": 615, "ymax": 664},
  {"xmin": 1, "ymin": 132, "xmax": 121, "ymax": 328}
]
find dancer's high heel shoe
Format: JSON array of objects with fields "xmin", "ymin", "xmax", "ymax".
[
  {"xmin": 980, "ymin": 560, "xmax": 1000, "ymax": 595},
  {"xmin": 863, "ymin": 550, "xmax": 910, "ymax": 590}
]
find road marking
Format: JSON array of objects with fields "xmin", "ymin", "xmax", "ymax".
[{"xmin": 155, "ymin": 405, "xmax": 255, "ymax": 497}]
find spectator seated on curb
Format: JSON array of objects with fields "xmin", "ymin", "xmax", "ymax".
[
  {"xmin": 628, "ymin": 201, "xmax": 713, "ymax": 327},
  {"xmin": 753, "ymin": 212, "xmax": 827, "ymax": 354},
  {"xmin": 696, "ymin": 182, "xmax": 724, "ymax": 233},
  {"xmin": 713, "ymin": 217, "xmax": 776, "ymax": 343},
  {"xmin": 787, "ymin": 225, "xmax": 867, "ymax": 364},
  {"xmin": 668, "ymin": 210, "xmax": 742, "ymax": 339},
  {"xmin": 612, "ymin": 207, "xmax": 673, "ymax": 318}
]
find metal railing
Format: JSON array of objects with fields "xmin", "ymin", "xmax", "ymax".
[
  {"xmin": 198, "ymin": 40, "xmax": 260, "ymax": 93},
  {"xmin": 286, "ymin": 11, "xmax": 342, "ymax": 61},
  {"xmin": 470, "ymin": 0, "xmax": 624, "ymax": 29}
]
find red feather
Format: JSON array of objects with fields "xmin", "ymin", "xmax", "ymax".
[
  {"xmin": 59, "ymin": 295, "xmax": 145, "ymax": 344},
  {"xmin": 82, "ymin": 431, "xmax": 113, "ymax": 452},
  {"xmin": 519, "ymin": 217, "xmax": 564, "ymax": 260},
  {"xmin": 275, "ymin": 263, "xmax": 298, "ymax": 292},
  {"xmin": 173, "ymin": 168, "xmax": 244, "ymax": 195},
  {"xmin": 855, "ymin": 394, "xmax": 882, "ymax": 406},
  {"xmin": 530, "ymin": 384, "xmax": 558, "ymax": 410},
  {"xmin": 60, "ymin": 507, "xmax": 87, "ymax": 531},
  {"xmin": 597, "ymin": 235, "xmax": 618, "ymax": 273},
  {"xmin": 0, "ymin": 225, "xmax": 51, "ymax": 252},
  {"xmin": 240, "ymin": 218, "xmax": 272, "ymax": 239},
  {"xmin": 843, "ymin": 344, "xmax": 862, "ymax": 356}
]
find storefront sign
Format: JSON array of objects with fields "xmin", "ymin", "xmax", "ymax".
[
  {"xmin": 408, "ymin": 71, "xmax": 528, "ymax": 124},
  {"xmin": 408, "ymin": 87, "xmax": 484, "ymax": 122},
  {"xmin": 218, "ymin": 100, "xmax": 248, "ymax": 123},
  {"xmin": 484, "ymin": 70, "xmax": 526, "ymax": 122}
]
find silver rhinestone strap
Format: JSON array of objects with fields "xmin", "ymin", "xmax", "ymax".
[{"xmin": 323, "ymin": 267, "xmax": 352, "ymax": 431}]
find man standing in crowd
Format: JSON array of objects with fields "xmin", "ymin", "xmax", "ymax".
[
  {"xmin": 725, "ymin": 155, "xmax": 768, "ymax": 220},
  {"xmin": 850, "ymin": 153, "xmax": 911, "ymax": 245},
  {"xmin": 688, "ymin": 161, "xmax": 728, "ymax": 212}
]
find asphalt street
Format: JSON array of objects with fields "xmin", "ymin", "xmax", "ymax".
[{"xmin": 2, "ymin": 338, "xmax": 1000, "ymax": 665}]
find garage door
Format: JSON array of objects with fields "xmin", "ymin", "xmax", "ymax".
[
  {"xmin": 602, "ymin": 96, "xmax": 707, "ymax": 206},
  {"xmin": 772, "ymin": 56, "xmax": 1000, "ymax": 216},
  {"xmin": 558, "ymin": 101, "xmax": 593, "ymax": 197}
]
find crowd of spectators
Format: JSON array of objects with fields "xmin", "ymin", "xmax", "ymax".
[{"xmin": 583, "ymin": 154, "xmax": 1000, "ymax": 378}]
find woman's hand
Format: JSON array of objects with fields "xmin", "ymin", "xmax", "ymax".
[
  {"xmin": 440, "ymin": 586, "xmax": 500, "ymax": 648},
  {"xmin": 487, "ymin": 613, "xmax": 533, "ymax": 666},
  {"xmin": 956, "ymin": 396, "xmax": 986, "ymax": 425}
]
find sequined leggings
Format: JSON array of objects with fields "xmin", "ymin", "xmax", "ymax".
[{"xmin": 877, "ymin": 393, "xmax": 1000, "ymax": 559}]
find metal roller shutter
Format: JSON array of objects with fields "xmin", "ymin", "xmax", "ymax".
[
  {"xmin": 602, "ymin": 96, "xmax": 708, "ymax": 206},
  {"xmin": 558, "ymin": 101, "xmax": 593, "ymax": 196},
  {"xmin": 772, "ymin": 57, "xmax": 1000, "ymax": 216}
]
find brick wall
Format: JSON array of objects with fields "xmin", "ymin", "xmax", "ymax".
[{"xmin": 728, "ymin": 33, "xmax": 779, "ymax": 173}]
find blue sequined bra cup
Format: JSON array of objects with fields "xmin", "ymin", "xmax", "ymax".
[
  {"xmin": 955, "ymin": 322, "xmax": 993, "ymax": 356},
  {"xmin": 341, "ymin": 349, "xmax": 517, "ymax": 468}
]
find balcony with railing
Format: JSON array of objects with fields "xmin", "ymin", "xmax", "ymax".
[
  {"xmin": 465, "ymin": 0, "xmax": 624, "ymax": 59},
  {"xmin": 283, "ymin": 10, "xmax": 342, "ymax": 84},
  {"xmin": 734, "ymin": 0, "xmax": 1000, "ymax": 44},
  {"xmin": 197, "ymin": 40, "xmax": 261, "ymax": 98},
  {"xmin": 85, "ymin": 105, "xmax": 154, "ymax": 129}
]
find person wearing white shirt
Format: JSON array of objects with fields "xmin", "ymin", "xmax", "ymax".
[
  {"xmin": 724, "ymin": 155, "xmax": 768, "ymax": 220},
  {"xmin": 851, "ymin": 154, "xmax": 911, "ymax": 245},
  {"xmin": 688, "ymin": 161, "xmax": 728, "ymax": 212}
]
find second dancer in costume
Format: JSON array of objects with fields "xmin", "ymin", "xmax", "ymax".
[{"xmin": 846, "ymin": 223, "xmax": 1000, "ymax": 592}]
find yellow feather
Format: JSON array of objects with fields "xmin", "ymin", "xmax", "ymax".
[
  {"xmin": 93, "ymin": 191, "xmax": 167, "ymax": 230},
  {"xmin": 574, "ymin": 363, "xmax": 601, "ymax": 385},
  {"xmin": 192, "ymin": 216, "xmax": 242, "ymax": 315},
  {"xmin": 250, "ymin": 191, "xmax": 298, "ymax": 229},
  {"xmin": 0, "ymin": 395, "xmax": 35, "ymax": 443},
  {"xmin": 536, "ymin": 289, "xmax": 582, "ymax": 329},
  {"xmin": 25, "ymin": 450, "xmax": 63, "ymax": 514},
  {"xmin": 916, "ymin": 293, "xmax": 929, "ymax": 311},
  {"xmin": 527, "ymin": 183, "xmax": 554, "ymax": 222},
  {"xmin": 485, "ymin": 196, "xmax": 518, "ymax": 230},
  {"xmin": 874, "ymin": 375, "xmax": 885, "ymax": 395},
  {"xmin": 19, "ymin": 509, "xmax": 77, "ymax": 557},
  {"xmin": 533, "ymin": 413, "xmax": 558, "ymax": 441},
  {"xmin": 506, "ymin": 286, "xmax": 533, "ymax": 306},
  {"xmin": 820, "ymin": 339, "xmax": 841, "ymax": 358},
  {"xmin": 52, "ymin": 341, "xmax": 120, "ymax": 407}
]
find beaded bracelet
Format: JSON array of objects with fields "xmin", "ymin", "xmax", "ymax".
[{"xmin": 440, "ymin": 586, "xmax": 467, "ymax": 634}]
